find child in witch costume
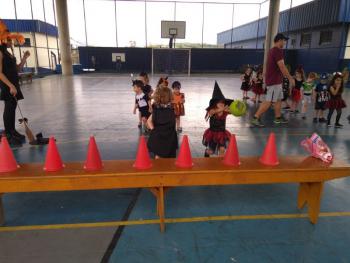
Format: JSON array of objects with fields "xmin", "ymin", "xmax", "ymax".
[
  {"xmin": 147, "ymin": 86, "xmax": 178, "ymax": 158},
  {"xmin": 240, "ymin": 67, "xmax": 252, "ymax": 100},
  {"xmin": 203, "ymin": 82, "xmax": 233, "ymax": 157},
  {"xmin": 290, "ymin": 67, "xmax": 305, "ymax": 113},
  {"xmin": 326, "ymin": 72, "xmax": 347, "ymax": 128},
  {"xmin": 251, "ymin": 70, "xmax": 264, "ymax": 103}
]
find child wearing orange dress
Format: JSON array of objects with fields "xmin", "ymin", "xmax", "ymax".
[{"xmin": 171, "ymin": 81, "xmax": 185, "ymax": 132}]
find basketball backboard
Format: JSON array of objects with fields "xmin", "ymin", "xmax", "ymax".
[{"xmin": 161, "ymin": 21, "xmax": 186, "ymax": 39}]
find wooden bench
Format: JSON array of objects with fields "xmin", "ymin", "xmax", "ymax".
[
  {"xmin": 18, "ymin": 72, "xmax": 33, "ymax": 85},
  {"xmin": 0, "ymin": 156, "xmax": 349, "ymax": 232}
]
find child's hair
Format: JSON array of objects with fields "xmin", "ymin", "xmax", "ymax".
[
  {"xmin": 329, "ymin": 73, "xmax": 344, "ymax": 94},
  {"xmin": 139, "ymin": 72, "xmax": 148, "ymax": 78},
  {"xmin": 157, "ymin": 77, "xmax": 169, "ymax": 88},
  {"xmin": 132, "ymin": 80, "xmax": 144, "ymax": 89},
  {"xmin": 308, "ymin": 72, "xmax": 317, "ymax": 79},
  {"xmin": 257, "ymin": 71, "xmax": 263, "ymax": 78},
  {"xmin": 153, "ymin": 86, "xmax": 172, "ymax": 105},
  {"xmin": 172, "ymin": 81, "xmax": 181, "ymax": 89}
]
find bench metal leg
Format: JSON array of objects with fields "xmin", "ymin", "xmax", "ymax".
[
  {"xmin": 0, "ymin": 194, "xmax": 4, "ymax": 226},
  {"xmin": 298, "ymin": 182, "xmax": 324, "ymax": 224}
]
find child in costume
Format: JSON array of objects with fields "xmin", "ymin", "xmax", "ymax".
[
  {"xmin": 251, "ymin": 70, "xmax": 264, "ymax": 103},
  {"xmin": 147, "ymin": 86, "xmax": 178, "ymax": 158},
  {"xmin": 136, "ymin": 72, "xmax": 153, "ymax": 128},
  {"xmin": 313, "ymin": 73, "xmax": 329, "ymax": 123},
  {"xmin": 171, "ymin": 81, "xmax": 185, "ymax": 132},
  {"xmin": 133, "ymin": 80, "xmax": 152, "ymax": 132},
  {"xmin": 290, "ymin": 67, "xmax": 305, "ymax": 113},
  {"xmin": 240, "ymin": 67, "xmax": 252, "ymax": 100},
  {"xmin": 203, "ymin": 81, "xmax": 233, "ymax": 157},
  {"xmin": 326, "ymin": 72, "xmax": 347, "ymax": 128},
  {"xmin": 139, "ymin": 72, "xmax": 153, "ymax": 97},
  {"xmin": 301, "ymin": 72, "xmax": 317, "ymax": 119}
]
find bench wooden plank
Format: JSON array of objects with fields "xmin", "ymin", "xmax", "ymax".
[{"xmin": 0, "ymin": 156, "xmax": 349, "ymax": 231}]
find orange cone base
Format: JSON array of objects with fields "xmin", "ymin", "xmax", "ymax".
[
  {"xmin": 175, "ymin": 160, "xmax": 193, "ymax": 168},
  {"xmin": 259, "ymin": 158, "xmax": 279, "ymax": 166}
]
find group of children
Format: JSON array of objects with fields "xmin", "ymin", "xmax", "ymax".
[
  {"xmin": 133, "ymin": 73, "xmax": 185, "ymax": 158},
  {"xmin": 241, "ymin": 65, "xmax": 348, "ymax": 128}
]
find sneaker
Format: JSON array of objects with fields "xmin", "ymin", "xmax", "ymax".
[
  {"xmin": 137, "ymin": 123, "xmax": 142, "ymax": 128},
  {"xmin": 177, "ymin": 127, "xmax": 183, "ymax": 133},
  {"xmin": 251, "ymin": 117, "xmax": 265, "ymax": 127},
  {"xmin": 313, "ymin": 118, "xmax": 318, "ymax": 123},
  {"xmin": 258, "ymin": 100, "xmax": 262, "ymax": 103},
  {"xmin": 335, "ymin": 123, "xmax": 343, "ymax": 128},
  {"xmin": 274, "ymin": 117, "xmax": 288, "ymax": 124},
  {"xmin": 319, "ymin": 118, "xmax": 326, "ymax": 123},
  {"xmin": 347, "ymin": 115, "xmax": 350, "ymax": 124},
  {"xmin": 302, "ymin": 116, "xmax": 306, "ymax": 120},
  {"xmin": 327, "ymin": 122, "xmax": 332, "ymax": 127}
]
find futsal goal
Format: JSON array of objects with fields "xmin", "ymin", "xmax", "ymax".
[{"xmin": 151, "ymin": 48, "xmax": 191, "ymax": 76}]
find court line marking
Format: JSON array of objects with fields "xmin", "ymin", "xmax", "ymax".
[{"xmin": 1, "ymin": 212, "xmax": 350, "ymax": 232}]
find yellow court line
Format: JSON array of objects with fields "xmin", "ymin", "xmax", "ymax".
[{"xmin": 1, "ymin": 212, "xmax": 350, "ymax": 232}]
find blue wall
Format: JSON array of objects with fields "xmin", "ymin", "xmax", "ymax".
[
  {"xmin": 3, "ymin": 19, "xmax": 58, "ymax": 37},
  {"xmin": 78, "ymin": 47, "xmax": 152, "ymax": 72}
]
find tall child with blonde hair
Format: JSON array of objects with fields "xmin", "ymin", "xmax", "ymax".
[{"xmin": 147, "ymin": 85, "xmax": 178, "ymax": 158}]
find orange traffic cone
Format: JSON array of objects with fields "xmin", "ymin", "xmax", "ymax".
[
  {"xmin": 176, "ymin": 135, "xmax": 193, "ymax": 168},
  {"xmin": 84, "ymin": 136, "xmax": 103, "ymax": 171},
  {"xmin": 259, "ymin": 133, "xmax": 279, "ymax": 166},
  {"xmin": 133, "ymin": 136, "xmax": 152, "ymax": 169},
  {"xmin": 223, "ymin": 134, "xmax": 240, "ymax": 166},
  {"xmin": 0, "ymin": 136, "xmax": 19, "ymax": 173},
  {"xmin": 43, "ymin": 137, "xmax": 64, "ymax": 172}
]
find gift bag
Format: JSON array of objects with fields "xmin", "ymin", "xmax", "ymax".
[{"xmin": 301, "ymin": 133, "xmax": 333, "ymax": 163}]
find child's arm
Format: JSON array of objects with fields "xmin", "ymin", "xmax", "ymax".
[
  {"xmin": 329, "ymin": 86, "xmax": 338, "ymax": 96},
  {"xmin": 312, "ymin": 87, "xmax": 316, "ymax": 102},
  {"xmin": 240, "ymin": 75, "xmax": 244, "ymax": 81},
  {"xmin": 147, "ymin": 114, "xmax": 154, "ymax": 130},
  {"xmin": 148, "ymin": 101, "xmax": 152, "ymax": 113},
  {"xmin": 181, "ymin": 93, "xmax": 185, "ymax": 104},
  {"xmin": 133, "ymin": 103, "xmax": 137, "ymax": 114}
]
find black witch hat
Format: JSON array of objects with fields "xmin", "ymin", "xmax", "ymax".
[{"xmin": 206, "ymin": 81, "xmax": 233, "ymax": 110}]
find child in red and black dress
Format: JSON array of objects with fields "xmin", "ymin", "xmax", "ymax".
[
  {"xmin": 326, "ymin": 73, "xmax": 347, "ymax": 128},
  {"xmin": 171, "ymin": 81, "xmax": 185, "ymax": 132},
  {"xmin": 203, "ymin": 82, "xmax": 233, "ymax": 157},
  {"xmin": 240, "ymin": 67, "xmax": 252, "ymax": 100},
  {"xmin": 290, "ymin": 68, "xmax": 305, "ymax": 113},
  {"xmin": 251, "ymin": 71, "xmax": 264, "ymax": 103}
]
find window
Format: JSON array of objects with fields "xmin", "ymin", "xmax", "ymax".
[
  {"xmin": 14, "ymin": 38, "xmax": 31, "ymax": 47},
  {"xmin": 319, "ymin": 30, "xmax": 332, "ymax": 45},
  {"xmin": 300, "ymin": 33, "xmax": 312, "ymax": 47}
]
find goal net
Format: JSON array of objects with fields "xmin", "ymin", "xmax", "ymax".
[{"xmin": 152, "ymin": 48, "xmax": 191, "ymax": 75}]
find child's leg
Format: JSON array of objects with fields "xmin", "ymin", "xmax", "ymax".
[
  {"xmin": 218, "ymin": 146, "xmax": 225, "ymax": 156},
  {"xmin": 327, "ymin": 109, "xmax": 335, "ymax": 125},
  {"xmin": 301, "ymin": 100, "xmax": 307, "ymax": 118},
  {"xmin": 335, "ymin": 109, "xmax": 342, "ymax": 125},
  {"xmin": 155, "ymin": 155, "xmax": 160, "ymax": 159},
  {"xmin": 138, "ymin": 112, "xmax": 142, "ymax": 126}
]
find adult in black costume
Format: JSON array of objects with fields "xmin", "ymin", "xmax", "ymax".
[{"xmin": 0, "ymin": 20, "xmax": 30, "ymax": 146}]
